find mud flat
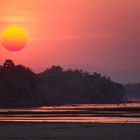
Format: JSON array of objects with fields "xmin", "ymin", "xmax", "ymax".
[{"xmin": 0, "ymin": 122, "xmax": 140, "ymax": 140}]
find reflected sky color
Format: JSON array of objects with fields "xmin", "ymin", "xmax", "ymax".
[{"xmin": 0, "ymin": 104, "xmax": 140, "ymax": 123}]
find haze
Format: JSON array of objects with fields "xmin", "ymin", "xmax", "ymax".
[{"xmin": 0, "ymin": 0, "xmax": 140, "ymax": 82}]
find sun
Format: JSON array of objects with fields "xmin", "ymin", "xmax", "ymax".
[{"xmin": 0, "ymin": 26, "xmax": 28, "ymax": 52}]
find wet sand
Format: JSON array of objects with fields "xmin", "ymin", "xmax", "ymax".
[{"xmin": 0, "ymin": 122, "xmax": 140, "ymax": 140}]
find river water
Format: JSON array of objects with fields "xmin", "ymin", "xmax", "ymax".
[{"xmin": 0, "ymin": 103, "xmax": 140, "ymax": 123}]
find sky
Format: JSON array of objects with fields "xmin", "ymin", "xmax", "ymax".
[{"xmin": 0, "ymin": 0, "xmax": 140, "ymax": 71}]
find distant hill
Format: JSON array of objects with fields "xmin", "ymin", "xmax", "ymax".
[
  {"xmin": 32, "ymin": 64, "xmax": 140, "ymax": 84},
  {"xmin": 108, "ymin": 69, "xmax": 140, "ymax": 84},
  {"xmin": 124, "ymin": 83, "xmax": 140, "ymax": 98},
  {"xmin": 63, "ymin": 65, "xmax": 140, "ymax": 84}
]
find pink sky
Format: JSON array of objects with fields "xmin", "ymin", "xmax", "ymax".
[{"xmin": 0, "ymin": 0, "xmax": 140, "ymax": 71}]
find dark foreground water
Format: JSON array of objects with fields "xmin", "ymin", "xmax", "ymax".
[
  {"xmin": 0, "ymin": 123, "xmax": 140, "ymax": 140},
  {"xmin": 0, "ymin": 103, "xmax": 140, "ymax": 123}
]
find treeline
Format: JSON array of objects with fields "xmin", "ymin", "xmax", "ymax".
[{"xmin": 0, "ymin": 60, "xmax": 126, "ymax": 108}]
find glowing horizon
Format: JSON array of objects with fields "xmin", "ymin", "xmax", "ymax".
[{"xmin": 0, "ymin": 0, "xmax": 140, "ymax": 71}]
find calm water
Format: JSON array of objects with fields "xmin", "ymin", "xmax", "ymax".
[{"xmin": 0, "ymin": 103, "xmax": 140, "ymax": 123}]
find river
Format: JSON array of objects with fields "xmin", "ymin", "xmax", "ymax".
[{"xmin": 0, "ymin": 103, "xmax": 140, "ymax": 123}]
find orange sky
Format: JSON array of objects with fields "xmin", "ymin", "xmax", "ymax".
[{"xmin": 0, "ymin": 0, "xmax": 140, "ymax": 71}]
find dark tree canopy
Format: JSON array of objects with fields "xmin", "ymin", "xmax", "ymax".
[
  {"xmin": 39, "ymin": 66, "xmax": 126, "ymax": 105},
  {"xmin": 0, "ymin": 60, "xmax": 126, "ymax": 108},
  {"xmin": 0, "ymin": 60, "xmax": 44, "ymax": 108}
]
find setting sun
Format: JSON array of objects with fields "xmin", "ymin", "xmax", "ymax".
[{"xmin": 0, "ymin": 26, "xmax": 28, "ymax": 51}]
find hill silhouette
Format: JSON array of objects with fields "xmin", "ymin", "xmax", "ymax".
[
  {"xmin": 0, "ymin": 60, "xmax": 126, "ymax": 108},
  {"xmin": 63, "ymin": 64, "xmax": 140, "ymax": 84},
  {"xmin": 125, "ymin": 83, "xmax": 140, "ymax": 99}
]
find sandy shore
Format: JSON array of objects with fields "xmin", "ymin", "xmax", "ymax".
[{"xmin": 0, "ymin": 122, "xmax": 140, "ymax": 140}]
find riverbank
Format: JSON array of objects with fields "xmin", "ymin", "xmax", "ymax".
[{"xmin": 0, "ymin": 122, "xmax": 140, "ymax": 140}]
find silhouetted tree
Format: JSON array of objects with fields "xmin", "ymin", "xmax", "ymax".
[
  {"xmin": 39, "ymin": 66, "xmax": 126, "ymax": 105},
  {"xmin": 0, "ymin": 60, "xmax": 44, "ymax": 108},
  {"xmin": 3, "ymin": 59, "xmax": 15, "ymax": 68},
  {"xmin": 0, "ymin": 60, "xmax": 126, "ymax": 108}
]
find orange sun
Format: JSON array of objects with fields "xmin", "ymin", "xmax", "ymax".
[{"xmin": 1, "ymin": 26, "xmax": 28, "ymax": 51}]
